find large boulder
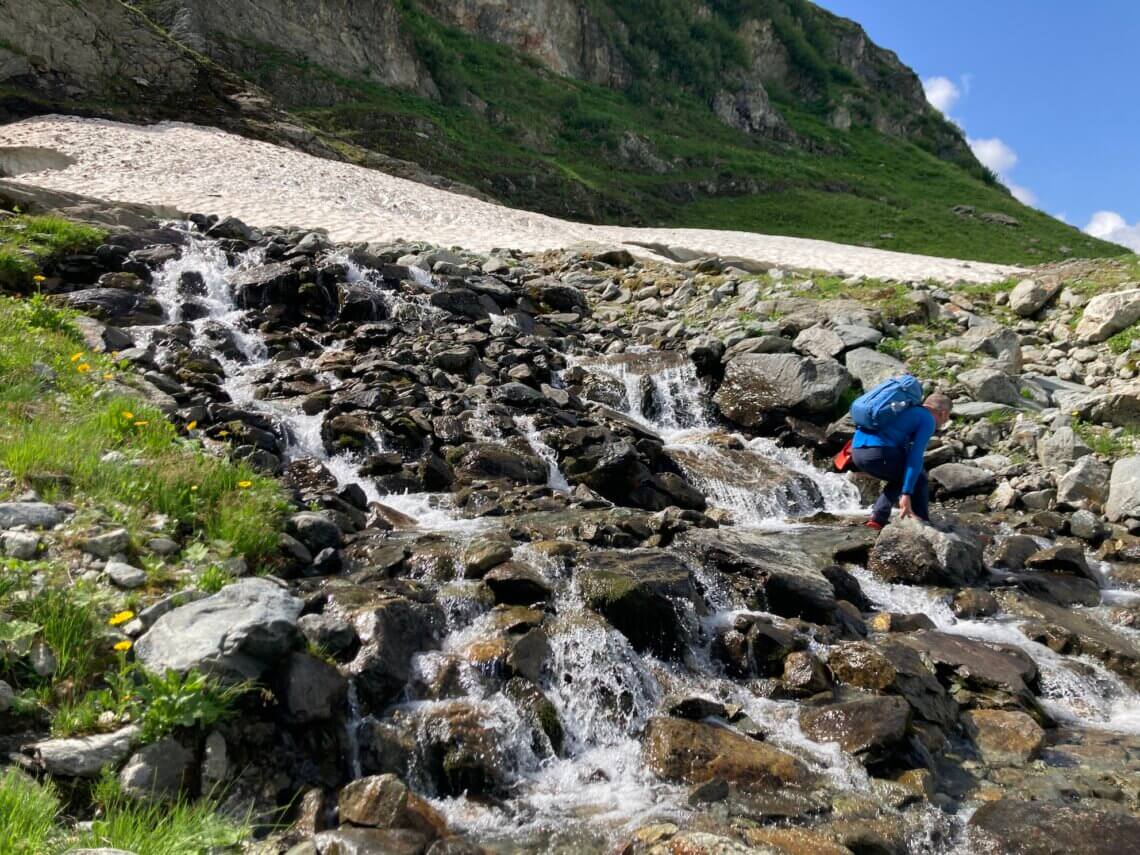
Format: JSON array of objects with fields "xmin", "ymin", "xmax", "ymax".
[
  {"xmin": 118, "ymin": 737, "xmax": 194, "ymax": 798},
  {"xmin": 1057, "ymin": 455, "xmax": 1111, "ymax": 508},
  {"xmin": 1075, "ymin": 287, "xmax": 1140, "ymax": 343},
  {"xmin": 1107, "ymin": 456, "xmax": 1140, "ymax": 522},
  {"xmin": 0, "ymin": 502, "xmax": 64, "ymax": 529},
  {"xmin": 134, "ymin": 579, "xmax": 303, "ymax": 682},
  {"xmin": 229, "ymin": 262, "xmax": 301, "ymax": 310},
  {"xmin": 577, "ymin": 549, "xmax": 698, "ymax": 659},
  {"xmin": 642, "ymin": 717, "xmax": 818, "ymax": 791},
  {"xmin": 958, "ymin": 367, "xmax": 1022, "ymax": 406},
  {"xmin": 970, "ymin": 800, "xmax": 1140, "ymax": 854},
  {"xmin": 827, "ymin": 640, "xmax": 958, "ymax": 727},
  {"xmin": 893, "ymin": 631, "xmax": 1039, "ymax": 710},
  {"xmin": 714, "ymin": 353, "xmax": 850, "ymax": 425},
  {"xmin": 928, "ymin": 463, "xmax": 997, "ymax": 497},
  {"xmin": 1070, "ymin": 382, "xmax": 1140, "ymax": 428},
  {"xmin": 844, "ymin": 347, "xmax": 906, "ymax": 390},
  {"xmin": 961, "ymin": 709, "xmax": 1044, "ymax": 766},
  {"xmin": 58, "ymin": 288, "xmax": 165, "ymax": 325},
  {"xmin": 798, "ymin": 693, "xmax": 911, "ymax": 764},
  {"xmin": 676, "ymin": 527, "xmax": 839, "ymax": 623},
  {"xmin": 1009, "ymin": 278, "xmax": 1061, "ymax": 317},
  {"xmin": 867, "ymin": 519, "xmax": 984, "ymax": 586}
]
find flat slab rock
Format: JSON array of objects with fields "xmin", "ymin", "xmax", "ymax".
[
  {"xmin": 970, "ymin": 799, "xmax": 1140, "ymax": 854},
  {"xmin": 134, "ymin": 578, "xmax": 303, "ymax": 682}
]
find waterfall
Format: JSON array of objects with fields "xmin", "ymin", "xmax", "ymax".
[{"xmin": 515, "ymin": 416, "xmax": 570, "ymax": 493}]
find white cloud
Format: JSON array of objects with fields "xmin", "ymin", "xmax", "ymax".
[
  {"xmin": 1054, "ymin": 212, "xmax": 1068, "ymax": 223},
  {"xmin": 1008, "ymin": 183, "xmax": 1037, "ymax": 207},
  {"xmin": 923, "ymin": 76, "xmax": 961, "ymax": 114},
  {"xmin": 1084, "ymin": 211, "xmax": 1140, "ymax": 251},
  {"xmin": 968, "ymin": 137, "xmax": 1018, "ymax": 175}
]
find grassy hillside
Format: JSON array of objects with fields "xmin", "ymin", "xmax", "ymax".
[{"xmin": 244, "ymin": 2, "xmax": 1123, "ymax": 265}]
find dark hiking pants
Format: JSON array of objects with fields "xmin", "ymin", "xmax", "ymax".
[{"xmin": 851, "ymin": 445, "xmax": 930, "ymax": 526}]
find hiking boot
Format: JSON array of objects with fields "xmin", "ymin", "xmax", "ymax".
[{"xmin": 865, "ymin": 520, "xmax": 885, "ymax": 531}]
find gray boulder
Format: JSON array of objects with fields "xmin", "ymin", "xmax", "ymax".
[
  {"xmin": 274, "ymin": 652, "xmax": 348, "ymax": 723},
  {"xmin": 1075, "ymin": 287, "xmax": 1140, "ymax": 343},
  {"xmin": 845, "ymin": 347, "xmax": 906, "ymax": 390},
  {"xmin": 868, "ymin": 519, "xmax": 984, "ymax": 586},
  {"xmin": 1056, "ymin": 455, "xmax": 1111, "ymax": 507},
  {"xmin": 1107, "ymin": 456, "xmax": 1140, "ymax": 522},
  {"xmin": 1008, "ymin": 278, "xmax": 1061, "ymax": 317},
  {"xmin": 135, "ymin": 578, "xmax": 303, "ymax": 682},
  {"xmin": 958, "ymin": 367, "xmax": 1023, "ymax": 406},
  {"xmin": 1037, "ymin": 426, "xmax": 1091, "ymax": 470},
  {"xmin": 793, "ymin": 324, "xmax": 845, "ymax": 359},
  {"xmin": 714, "ymin": 353, "xmax": 850, "ymax": 425},
  {"xmin": 119, "ymin": 737, "xmax": 193, "ymax": 798},
  {"xmin": 30, "ymin": 725, "xmax": 140, "ymax": 778},
  {"xmin": 929, "ymin": 463, "xmax": 997, "ymax": 497},
  {"xmin": 0, "ymin": 502, "xmax": 63, "ymax": 529},
  {"xmin": 104, "ymin": 559, "xmax": 147, "ymax": 589}
]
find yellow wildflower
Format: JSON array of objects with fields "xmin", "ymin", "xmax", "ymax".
[
  {"xmin": 190, "ymin": 485, "xmax": 199, "ymax": 492},
  {"xmin": 76, "ymin": 363, "xmax": 91, "ymax": 373},
  {"xmin": 133, "ymin": 421, "xmax": 149, "ymax": 427},
  {"xmin": 70, "ymin": 352, "xmax": 83, "ymax": 362},
  {"xmin": 237, "ymin": 480, "xmax": 253, "ymax": 489},
  {"xmin": 103, "ymin": 373, "xmax": 114, "ymax": 381},
  {"xmin": 33, "ymin": 274, "xmax": 46, "ymax": 283},
  {"xmin": 121, "ymin": 411, "xmax": 134, "ymax": 420},
  {"xmin": 186, "ymin": 420, "xmax": 198, "ymax": 431},
  {"xmin": 218, "ymin": 430, "xmax": 230, "ymax": 437},
  {"xmin": 108, "ymin": 610, "xmax": 135, "ymax": 626},
  {"xmin": 113, "ymin": 640, "xmax": 133, "ymax": 652}
]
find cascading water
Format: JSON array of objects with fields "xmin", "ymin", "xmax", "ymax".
[{"xmin": 138, "ymin": 226, "xmax": 1140, "ymax": 852}]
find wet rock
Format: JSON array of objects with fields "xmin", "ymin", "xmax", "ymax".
[
  {"xmin": 961, "ymin": 709, "xmax": 1044, "ymax": 766},
  {"xmin": 951, "ymin": 588, "xmax": 999, "ymax": 619},
  {"xmin": 482, "ymin": 561, "xmax": 553, "ymax": 605},
  {"xmin": 1107, "ymin": 456, "xmax": 1140, "ymax": 522},
  {"xmin": 1023, "ymin": 544, "xmax": 1093, "ymax": 581},
  {"xmin": 928, "ymin": 463, "xmax": 996, "ymax": 497},
  {"xmin": 460, "ymin": 537, "xmax": 513, "ymax": 578},
  {"xmin": 1074, "ymin": 287, "xmax": 1140, "ymax": 342},
  {"xmin": 828, "ymin": 640, "xmax": 957, "ymax": 727},
  {"xmin": 996, "ymin": 590, "xmax": 1140, "ymax": 687},
  {"xmin": 666, "ymin": 444, "xmax": 823, "ymax": 520},
  {"xmin": 714, "ymin": 353, "xmax": 850, "ymax": 424},
  {"xmin": 312, "ymin": 827, "xmax": 429, "ymax": 855},
  {"xmin": 1069, "ymin": 509, "xmax": 1106, "ymax": 542},
  {"xmin": 799, "ymin": 693, "xmax": 911, "ymax": 762},
  {"xmin": 230, "ymin": 262, "xmax": 300, "ymax": 309},
  {"xmin": 59, "ymin": 288, "xmax": 165, "ymax": 325},
  {"xmin": 780, "ymin": 650, "xmax": 832, "ymax": 698},
  {"xmin": 677, "ymin": 527, "xmax": 838, "ymax": 623},
  {"xmin": 119, "ymin": 737, "xmax": 193, "ymax": 798},
  {"xmin": 451, "ymin": 442, "xmax": 547, "ymax": 485},
  {"xmin": 135, "ymin": 578, "xmax": 303, "ymax": 682},
  {"xmin": 330, "ymin": 589, "xmax": 445, "ymax": 708},
  {"xmin": 338, "ymin": 773, "xmax": 408, "ymax": 828},
  {"xmin": 644, "ymin": 716, "xmax": 819, "ymax": 794},
  {"xmin": 288, "ymin": 511, "xmax": 344, "ymax": 553},
  {"xmin": 577, "ymin": 549, "xmax": 697, "ymax": 659},
  {"xmin": 29, "ymin": 725, "xmax": 140, "ymax": 778},
  {"xmin": 894, "ymin": 630, "xmax": 1039, "ymax": 710},
  {"xmin": 987, "ymin": 534, "xmax": 1039, "ymax": 571},
  {"xmin": 298, "ymin": 612, "xmax": 357, "ymax": 656},
  {"xmin": 0, "ymin": 502, "xmax": 63, "ymax": 529},
  {"xmin": 970, "ymin": 799, "xmax": 1140, "ymax": 854},
  {"xmin": 275, "ymin": 651, "xmax": 348, "ymax": 723},
  {"xmin": 867, "ymin": 519, "xmax": 984, "ymax": 587}
]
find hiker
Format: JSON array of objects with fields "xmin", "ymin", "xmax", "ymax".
[{"xmin": 838, "ymin": 376, "xmax": 952, "ymax": 530}]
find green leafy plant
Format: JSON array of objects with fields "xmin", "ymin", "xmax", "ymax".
[
  {"xmin": 136, "ymin": 669, "xmax": 249, "ymax": 742},
  {"xmin": 196, "ymin": 564, "xmax": 235, "ymax": 594}
]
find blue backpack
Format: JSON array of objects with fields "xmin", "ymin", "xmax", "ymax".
[{"xmin": 850, "ymin": 375, "xmax": 924, "ymax": 432}]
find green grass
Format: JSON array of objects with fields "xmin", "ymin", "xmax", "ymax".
[
  {"xmin": 0, "ymin": 215, "xmax": 106, "ymax": 289},
  {"xmin": 0, "ymin": 768, "xmax": 60, "ymax": 855},
  {"xmin": 0, "ymin": 297, "xmax": 288, "ymax": 560},
  {"xmin": 1106, "ymin": 323, "xmax": 1139, "ymax": 355},
  {"xmin": 227, "ymin": 5, "xmax": 1131, "ymax": 266},
  {"xmin": 0, "ymin": 767, "xmax": 250, "ymax": 855}
]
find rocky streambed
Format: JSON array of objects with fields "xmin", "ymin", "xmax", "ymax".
[{"xmin": 4, "ymin": 213, "xmax": 1140, "ymax": 854}]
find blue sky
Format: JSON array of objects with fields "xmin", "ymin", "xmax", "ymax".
[{"xmin": 816, "ymin": 0, "xmax": 1140, "ymax": 251}]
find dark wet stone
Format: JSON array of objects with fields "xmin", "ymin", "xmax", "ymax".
[{"xmin": 969, "ymin": 800, "xmax": 1140, "ymax": 855}]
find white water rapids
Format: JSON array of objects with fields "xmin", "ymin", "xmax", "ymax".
[{"xmin": 139, "ymin": 229, "xmax": 1140, "ymax": 852}]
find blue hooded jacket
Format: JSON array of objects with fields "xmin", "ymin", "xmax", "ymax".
[{"xmin": 852, "ymin": 406, "xmax": 935, "ymax": 494}]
